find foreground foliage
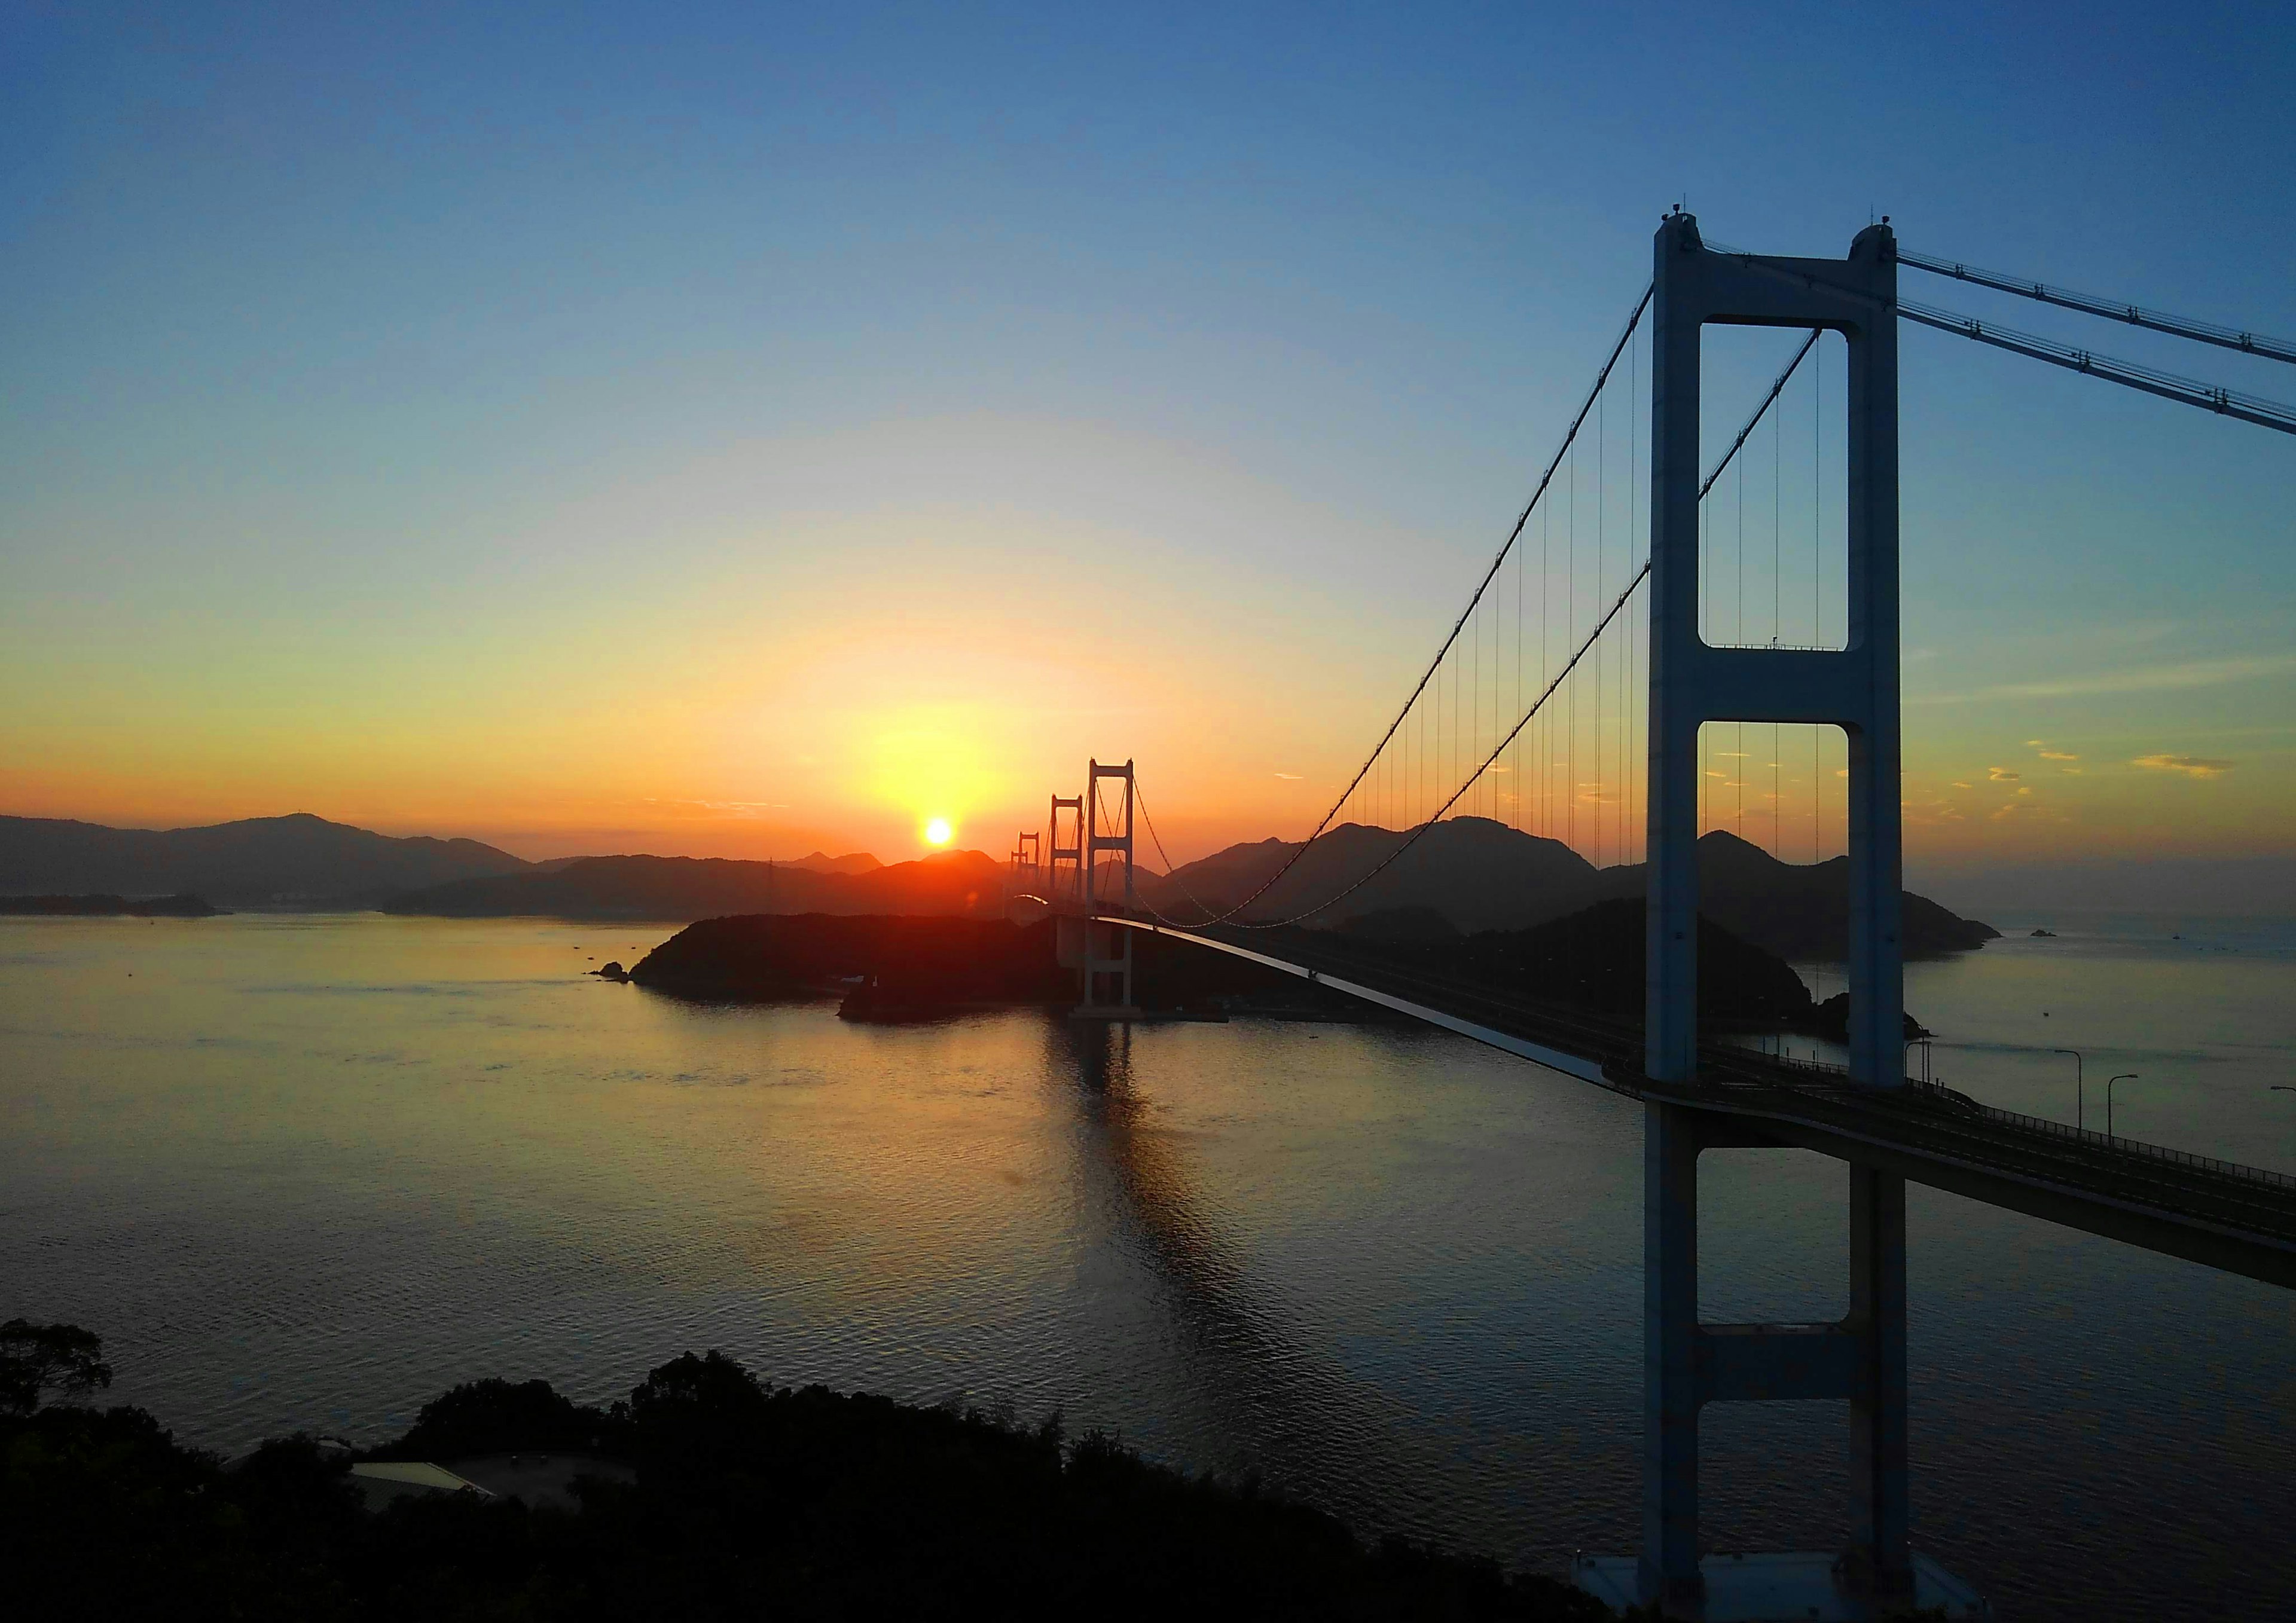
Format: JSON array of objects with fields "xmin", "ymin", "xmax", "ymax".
[{"xmin": 4, "ymin": 1326, "xmax": 1610, "ymax": 1621}]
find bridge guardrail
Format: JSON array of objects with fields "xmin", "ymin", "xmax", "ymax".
[
  {"xmin": 1150, "ymin": 915, "xmax": 2296, "ymax": 1198},
  {"xmin": 1726, "ymin": 1056, "xmax": 2296, "ymax": 1193},
  {"xmin": 1738, "ymin": 1060, "xmax": 2296, "ymax": 1193},
  {"xmin": 1706, "ymin": 1051, "xmax": 2296, "ymax": 1193},
  {"xmin": 1952, "ymin": 1095, "xmax": 2296, "ymax": 1193}
]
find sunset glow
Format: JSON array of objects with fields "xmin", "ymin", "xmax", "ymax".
[
  {"xmin": 924, "ymin": 818, "xmax": 953, "ymax": 847},
  {"xmin": 0, "ymin": 5, "xmax": 2286, "ymax": 906}
]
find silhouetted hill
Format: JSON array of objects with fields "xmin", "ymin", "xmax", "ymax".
[
  {"xmin": 1335, "ymin": 905, "xmax": 1461, "ymax": 945},
  {"xmin": 1434, "ymin": 899, "xmax": 1817, "ymax": 1028},
  {"xmin": 0, "ymin": 813, "xmax": 529, "ymax": 909},
  {"xmin": 623, "ymin": 901, "xmax": 1844, "ymax": 1033},
  {"xmin": 1586, "ymin": 831, "xmax": 2000, "ymax": 960},
  {"xmin": 388, "ymin": 849, "xmax": 1007, "ymax": 922},
  {"xmin": 1146, "ymin": 817, "xmax": 1602, "ymax": 934},
  {"xmin": 628, "ymin": 913, "xmax": 1323, "ymax": 1016},
  {"xmin": 630, "ymin": 915, "xmax": 1062, "ymax": 1001},
  {"xmin": 790, "ymin": 849, "xmax": 883, "ymax": 875},
  {"xmin": 1149, "ymin": 820, "xmax": 1995, "ymax": 961}
]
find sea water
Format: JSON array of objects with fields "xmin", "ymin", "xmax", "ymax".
[{"xmin": 1, "ymin": 911, "xmax": 2289, "ymax": 1621}]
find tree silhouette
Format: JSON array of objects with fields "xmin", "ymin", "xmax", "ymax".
[{"xmin": 0, "ymin": 1320, "xmax": 113, "ymax": 1414}]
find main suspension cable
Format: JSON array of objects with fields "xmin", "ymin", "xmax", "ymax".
[
  {"xmin": 1899, "ymin": 247, "xmax": 2296, "ymax": 365},
  {"xmin": 1140, "ymin": 330, "xmax": 1820, "ymax": 931},
  {"xmin": 1898, "ymin": 297, "xmax": 2296, "ymax": 436},
  {"xmin": 1228, "ymin": 563, "xmax": 1649, "ymax": 928},
  {"xmin": 1702, "ymin": 236, "xmax": 2296, "ymax": 435},
  {"xmin": 1129, "ymin": 780, "xmax": 1221, "ymax": 928},
  {"xmin": 1165, "ymin": 282, "xmax": 1656, "ymax": 927}
]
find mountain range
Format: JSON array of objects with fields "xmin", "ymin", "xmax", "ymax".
[
  {"xmin": 0, "ymin": 811, "xmax": 1997, "ymax": 959},
  {"xmin": 0, "ymin": 813, "xmax": 527, "ymax": 909},
  {"xmin": 1142, "ymin": 817, "xmax": 1997, "ymax": 959},
  {"xmin": 383, "ymin": 849, "xmax": 1003, "ymax": 921}
]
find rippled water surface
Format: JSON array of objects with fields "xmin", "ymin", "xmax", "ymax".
[{"xmin": 2, "ymin": 912, "xmax": 2291, "ymax": 1621}]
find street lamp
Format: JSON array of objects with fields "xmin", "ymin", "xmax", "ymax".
[
  {"xmin": 2054, "ymin": 1049, "xmax": 2086, "ymax": 1130},
  {"xmin": 2106, "ymin": 1074, "xmax": 2138, "ymax": 1139}
]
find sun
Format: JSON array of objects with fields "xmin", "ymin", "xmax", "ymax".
[{"xmin": 923, "ymin": 817, "xmax": 953, "ymax": 847}]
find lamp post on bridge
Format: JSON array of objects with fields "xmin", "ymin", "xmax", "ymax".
[
  {"xmin": 2055, "ymin": 1049, "xmax": 2086, "ymax": 1131},
  {"xmin": 2107, "ymin": 1074, "xmax": 2138, "ymax": 1139}
]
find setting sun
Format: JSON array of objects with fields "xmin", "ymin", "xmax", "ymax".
[{"xmin": 923, "ymin": 817, "xmax": 952, "ymax": 846}]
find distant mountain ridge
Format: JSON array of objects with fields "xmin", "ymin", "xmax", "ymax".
[
  {"xmin": 1144, "ymin": 818, "xmax": 1996, "ymax": 961},
  {"xmin": 383, "ymin": 849, "xmax": 1005, "ymax": 921},
  {"xmin": 1, "ymin": 811, "xmax": 1998, "ymax": 955},
  {"xmin": 1140, "ymin": 817, "xmax": 1598, "ymax": 935},
  {"xmin": 0, "ymin": 813, "xmax": 528, "ymax": 909},
  {"xmin": 790, "ymin": 851, "xmax": 883, "ymax": 875}
]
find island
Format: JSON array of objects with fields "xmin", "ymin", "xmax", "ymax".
[
  {"xmin": 0, "ymin": 893, "xmax": 222, "ymax": 916},
  {"xmin": 622, "ymin": 900, "xmax": 1920, "ymax": 1041}
]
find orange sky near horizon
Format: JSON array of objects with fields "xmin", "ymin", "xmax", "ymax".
[{"xmin": 5, "ymin": 412, "xmax": 2289, "ymax": 882}]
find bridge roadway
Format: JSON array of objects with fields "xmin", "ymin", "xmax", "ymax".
[{"xmin": 1108, "ymin": 916, "xmax": 2296, "ymax": 1291}]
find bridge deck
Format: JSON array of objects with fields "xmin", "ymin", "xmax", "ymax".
[{"xmin": 1112, "ymin": 916, "xmax": 2296, "ymax": 1289}]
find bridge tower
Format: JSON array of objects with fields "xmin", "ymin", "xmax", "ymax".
[
  {"xmin": 1636, "ymin": 212, "xmax": 1918, "ymax": 1616},
  {"xmin": 1079, "ymin": 759, "xmax": 1140, "ymax": 1017},
  {"xmin": 1046, "ymin": 794, "xmax": 1085, "ymax": 907},
  {"xmin": 1012, "ymin": 829, "xmax": 1041, "ymax": 889}
]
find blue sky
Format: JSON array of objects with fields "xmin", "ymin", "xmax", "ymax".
[{"xmin": 4, "ymin": 2, "xmax": 2291, "ymax": 902}]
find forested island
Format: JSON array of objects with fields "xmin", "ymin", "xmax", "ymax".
[
  {"xmin": 0, "ymin": 893, "xmax": 221, "ymax": 916},
  {"xmin": 3, "ymin": 1320, "xmax": 1606, "ymax": 1619},
  {"xmin": 623, "ymin": 898, "xmax": 1908, "ymax": 1041}
]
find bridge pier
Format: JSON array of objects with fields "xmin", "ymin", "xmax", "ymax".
[{"xmin": 1633, "ymin": 1103, "xmax": 1915, "ymax": 1618}]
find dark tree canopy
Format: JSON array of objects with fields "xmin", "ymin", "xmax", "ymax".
[
  {"xmin": 4, "ymin": 1335, "xmax": 1611, "ymax": 1620},
  {"xmin": 0, "ymin": 1319, "xmax": 113, "ymax": 1415}
]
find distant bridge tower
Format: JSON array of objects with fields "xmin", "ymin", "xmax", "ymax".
[
  {"xmin": 1047, "ymin": 793, "xmax": 1085, "ymax": 907},
  {"xmin": 1635, "ymin": 212, "xmax": 1920, "ymax": 1616},
  {"xmin": 1079, "ymin": 759, "xmax": 1139, "ymax": 1016},
  {"xmin": 1012, "ymin": 829, "xmax": 1041, "ymax": 891}
]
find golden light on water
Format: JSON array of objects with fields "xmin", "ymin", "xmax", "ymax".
[{"xmin": 924, "ymin": 817, "xmax": 953, "ymax": 846}]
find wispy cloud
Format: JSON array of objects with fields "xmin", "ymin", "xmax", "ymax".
[
  {"xmin": 1273, "ymin": 771, "xmax": 1303, "ymax": 781},
  {"xmin": 1912, "ymin": 653, "xmax": 2296, "ymax": 705},
  {"xmin": 642, "ymin": 798, "xmax": 788, "ymax": 815},
  {"xmin": 1987, "ymin": 767, "xmax": 2020, "ymax": 782},
  {"xmin": 2131, "ymin": 753, "xmax": 2236, "ymax": 778}
]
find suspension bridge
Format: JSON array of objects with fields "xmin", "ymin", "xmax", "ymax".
[{"xmin": 1001, "ymin": 214, "xmax": 2295, "ymax": 1620}]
